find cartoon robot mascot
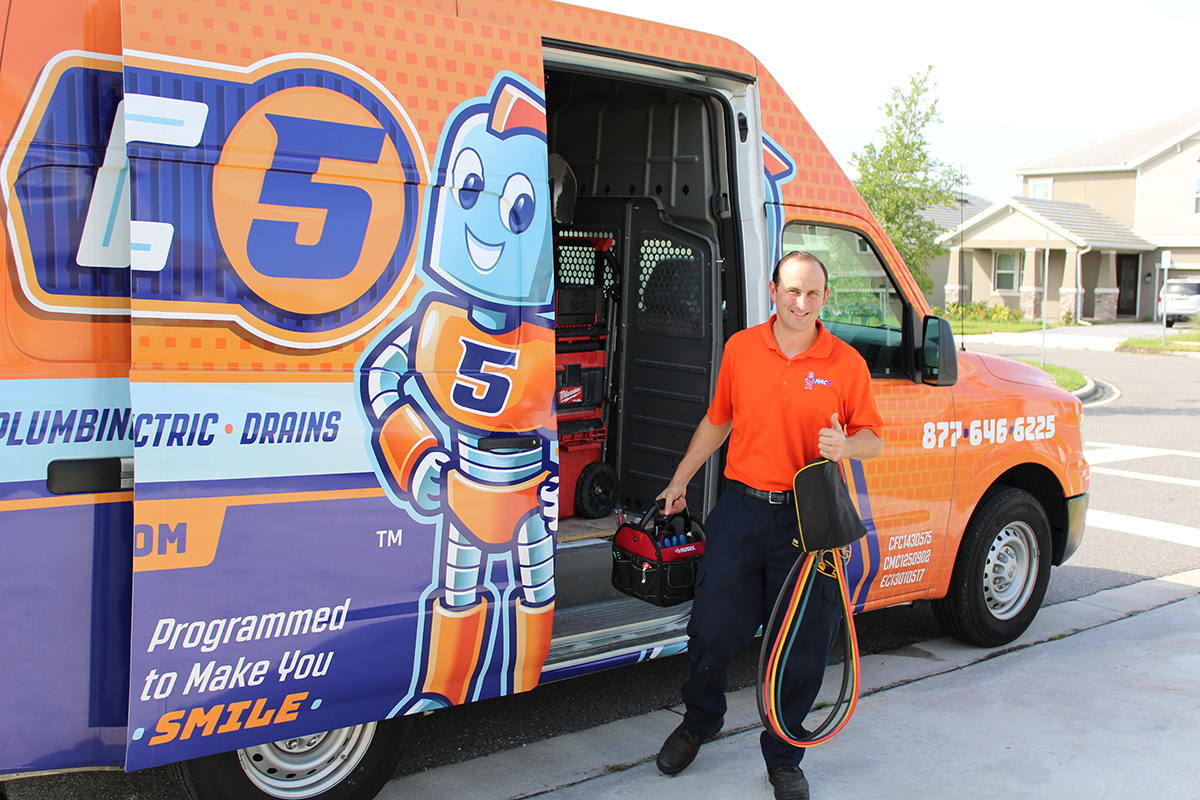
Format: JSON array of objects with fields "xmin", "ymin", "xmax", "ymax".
[{"xmin": 358, "ymin": 73, "xmax": 557, "ymax": 712}]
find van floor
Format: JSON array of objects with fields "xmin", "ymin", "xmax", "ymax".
[{"xmin": 559, "ymin": 511, "xmax": 620, "ymax": 544}]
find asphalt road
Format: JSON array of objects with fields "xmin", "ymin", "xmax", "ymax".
[{"xmin": 8, "ymin": 335, "xmax": 1199, "ymax": 800}]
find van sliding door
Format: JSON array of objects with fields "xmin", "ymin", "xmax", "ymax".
[{"xmin": 119, "ymin": 0, "xmax": 555, "ymax": 771}]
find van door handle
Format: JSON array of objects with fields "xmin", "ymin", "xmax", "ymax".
[{"xmin": 478, "ymin": 436, "xmax": 542, "ymax": 452}]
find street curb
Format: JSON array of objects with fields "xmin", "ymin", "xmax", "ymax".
[
  {"xmin": 1114, "ymin": 345, "xmax": 1200, "ymax": 359},
  {"xmin": 1072, "ymin": 377, "xmax": 1097, "ymax": 403},
  {"xmin": 377, "ymin": 569, "xmax": 1200, "ymax": 800}
]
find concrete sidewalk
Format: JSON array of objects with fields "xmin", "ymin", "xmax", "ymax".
[
  {"xmin": 380, "ymin": 570, "xmax": 1200, "ymax": 800},
  {"xmin": 961, "ymin": 320, "xmax": 1195, "ymax": 354}
]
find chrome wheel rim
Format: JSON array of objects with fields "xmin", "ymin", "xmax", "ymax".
[
  {"xmin": 237, "ymin": 722, "xmax": 375, "ymax": 799},
  {"xmin": 982, "ymin": 521, "xmax": 1038, "ymax": 620}
]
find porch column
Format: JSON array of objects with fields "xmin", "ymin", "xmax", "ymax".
[
  {"xmin": 1020, "ymin": 246, "xmax": 1043, "ymax": 321},
  {"xmin": 1093, "ymin": 250, "xmax": 1118, "ymax": 321},
  {"xmin": 944, "ymin": 247, "xmax": 970, "ymax": 307},
  {"xmin": 1059, "ymin": 247, "xmax": 1082, "ymax": 324}
]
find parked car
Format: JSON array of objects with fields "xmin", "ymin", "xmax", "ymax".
[{"xmin": 1158, "ymin": 277, "xmax": 1200, "ymax": 326}]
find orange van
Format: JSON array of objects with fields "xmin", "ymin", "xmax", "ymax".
[{"xmin": 0, "ymin": 0, "xmax": 1088, "ymax": 798}]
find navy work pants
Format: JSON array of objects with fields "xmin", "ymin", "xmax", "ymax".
[{"xmin": 681, "ymin": 486, "xmax": 843, "ymax": 768}]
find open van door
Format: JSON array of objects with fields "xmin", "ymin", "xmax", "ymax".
[{"xmin": 119, "ymin": 0, "xmax": 557, "ymax": 774}]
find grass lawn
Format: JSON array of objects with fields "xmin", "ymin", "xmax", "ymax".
[
  {"xmin": 944, "ymin": 318, "xmax": 1052, "ymax": 336},
  {"xmin": 1015, "ymin": 360, "xmax": 1086, "ymax": 393},
  {"xmin": 1119, "ymin": 331, "xmax": 1200, "ymax": 353}
]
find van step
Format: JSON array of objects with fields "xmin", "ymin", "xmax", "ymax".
[{"xmin": 546, "ymin": 595, "xmax": 690, "ymax": 666}]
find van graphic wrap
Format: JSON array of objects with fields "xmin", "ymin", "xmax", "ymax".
[
  {"xmin": 2, "ymin": 54, "xmax": 129, "ymax": 314},
  {"xmin": 123, "ymin": 56, "xmax": 424, "ymax": 347},
  {"xmin": 358, "ymin": 72, "xmax": 558, "ymax": 715},
  {"xmin": 762, "ymin": 133, "xmax": 796, "ymax": 267}
]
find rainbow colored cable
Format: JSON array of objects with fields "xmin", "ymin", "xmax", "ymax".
[{"xmin": 758, "ymin": 549, "xmax": 862, "ymax": 747}]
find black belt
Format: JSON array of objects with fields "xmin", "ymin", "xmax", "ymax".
[{"xmin": 727, "ymin": 480, "xmax": 793, "ymax": 505}]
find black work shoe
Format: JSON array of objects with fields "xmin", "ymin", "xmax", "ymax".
[
  {"xmin": 768, "ymin": 764, "xmax": 810, "ymax": 800},
  {"xmin": 655, "ymin": 716, "xmax": 723, "ymax": 775}
]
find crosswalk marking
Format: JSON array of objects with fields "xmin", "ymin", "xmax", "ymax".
[
  {"xmin": 1086, "ymin": 510, "xmax": 1200, "ymax": 549},
  {"xmin": 1084, "ymin": 442, "xmax": 1200, "ymax": 464},
  {"xmin": 1078, "ymin": 443, "xmax": 1199, "ymax": 548},
  {"xmin": 1089, "ymin": 467, "xmax": 1200, "ymax": 489}
]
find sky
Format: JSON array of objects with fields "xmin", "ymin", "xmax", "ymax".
[{"xmin": 583, "ymin": 0, "xmax": 1199, "ymax": 204}]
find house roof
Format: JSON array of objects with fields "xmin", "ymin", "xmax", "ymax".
[
  {"xmin": 1017, "ymin": 108, "xmax": 1200, "ymax": 175},
  {"xmin": 918, "ymin": 191, "xmax": 992, "ymax": 231},
  {"xmin": 936, "ymin": 197, "xmax": 1156, "ymax": 251}
]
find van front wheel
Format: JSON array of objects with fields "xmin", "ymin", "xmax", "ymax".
[
  {"xmin": 932, "ymin": 487, "xmax": 1052, "ymax": 647},
  {"xmin": 169, "ymin": 717, "xmax": 411, "ymax": 800}
]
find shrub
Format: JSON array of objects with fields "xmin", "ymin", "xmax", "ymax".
[{"xmin": 943, "ymin": 301, "xmax": 1020, "ymax": 322}]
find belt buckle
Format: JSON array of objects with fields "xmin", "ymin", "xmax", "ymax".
[{"xmin": 768, "ymin": 491, "xmax": 787, "ymax": 505}]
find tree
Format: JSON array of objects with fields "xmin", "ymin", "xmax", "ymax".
[{"xmin": 850, "ymin": 66, "xmax": 965, "ymax": 297}]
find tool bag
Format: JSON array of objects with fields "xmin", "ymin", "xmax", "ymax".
[{"xmin": 611, "ymin": 503, "xmax": 706, "ymax": 607}]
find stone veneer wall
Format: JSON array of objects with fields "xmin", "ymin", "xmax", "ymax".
[
  {"xmin": 1059, "ymin": 288, "xmax": 1083, "ymax": 323},
  {"xmin": 1020, "ymin": 288, "xmax": 1043, "ymax": 321},
  {"xmin": 1093, "ymin": 288, "xmax": 1118, "ymax": 322}
]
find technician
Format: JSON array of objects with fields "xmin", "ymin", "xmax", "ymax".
[{"xmin": 655, "ymin": 251, "xmax": 884, "ymax": 800}]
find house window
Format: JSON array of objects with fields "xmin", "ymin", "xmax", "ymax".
[
  {"xmin": 1029, "ymin": 179, "xmax": 1052, "ymax": 200},
  {"xmin": 1194, "ymin": 176, "xmax": 1199, "ymax": 213},
  {"xmin": 993, "ymin": 252, "xmax": 1021, "ymax": 292}
]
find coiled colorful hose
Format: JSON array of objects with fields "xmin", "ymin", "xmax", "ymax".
[{"xmin": 756, "ymin": 548, "xmax": 861, "ymax": 746}]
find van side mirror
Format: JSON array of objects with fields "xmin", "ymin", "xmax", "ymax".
[{"xmin": 921, "ymin": 316, "xmax": 958, "ymax": 387}]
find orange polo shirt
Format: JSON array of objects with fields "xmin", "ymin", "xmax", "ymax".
[{"xmin": 707, "ymin": 317, "xmax": 883, "ymax": 492}]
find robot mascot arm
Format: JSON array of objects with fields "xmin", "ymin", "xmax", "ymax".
[{"xmin": 360, "ymin": 323, "xmax": 452, "ymax": 514}]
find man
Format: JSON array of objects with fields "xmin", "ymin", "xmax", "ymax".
[{"xmin": 655, "ymin": 251, "xmax": 884, "ymax": 800}]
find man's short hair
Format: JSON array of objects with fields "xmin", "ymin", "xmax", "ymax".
[{"xmin": 772, "ymin": 251, "xmax": 828, "ymax": 289}]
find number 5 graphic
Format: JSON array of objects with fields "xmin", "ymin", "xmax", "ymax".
[
  {"xmin": 452, "ymin": 338, "xmax": 520, "ymax": 416},
  {"xmin": 246, "ymin": 114, "xmax": 386, "ymax": 280}
]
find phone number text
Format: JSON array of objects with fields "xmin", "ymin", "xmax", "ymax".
[{"xmin": 921, "ymin": 415, "xmax": 1055, "ymax": 450}]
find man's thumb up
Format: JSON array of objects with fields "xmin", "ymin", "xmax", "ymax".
[{"xmin": 820, "ymin": 412, "xmax": 846, "ymax": 461}]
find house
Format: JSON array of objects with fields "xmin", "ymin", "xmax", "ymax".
[
  {"xmin": 917, "ymin": 191, "xmax": 991, "ymax": 310},
  {"xmin": 935, "ymin": 109, "xmax": 1200, "ymax": 322}
]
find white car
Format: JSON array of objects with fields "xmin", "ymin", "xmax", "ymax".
[{"xmin": 1158, "ymin": 277, "xmax": 1200, "ymax": 326}]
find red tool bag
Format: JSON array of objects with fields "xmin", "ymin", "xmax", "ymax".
[{"xmin": 611, "ymin": 503, "xmax": 706, "ymax": 607}]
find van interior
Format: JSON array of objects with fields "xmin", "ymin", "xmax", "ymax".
[{"xmin": 542, "ymin": 59, "xmax": 741, "ymax": 653}]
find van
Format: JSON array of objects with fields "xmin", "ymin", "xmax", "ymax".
[{"xmin": 0, "ymin": 0, "xmax": 1089, "ymax": 798}]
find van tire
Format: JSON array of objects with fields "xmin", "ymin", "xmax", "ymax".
[
  {"xmin": 931, "ymin": 487, "xmax": 1051, "ymax": 647},
  {"xmin": 168, "ymin": 717, "xmax": 411, "ymax": 800},
  {"xmin": 575, "ymin": 461, "xmax": 619, "ymax": 519}
]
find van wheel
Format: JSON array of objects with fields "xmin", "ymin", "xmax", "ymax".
[
  {"xmin": 575, "ymin": 461, "xmax": 619, "ymax": 519},
  {"xmin": 169, "ymin": 718, "xmax": 411, "ymax": 800},
  {"xmin": 931, "ymin": 488, "xmax": 1051, "ymax": 647}
]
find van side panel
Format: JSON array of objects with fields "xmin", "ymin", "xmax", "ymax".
[{"xmin": 0, "ymin": 0, "xmax": 132, "ymax": 774}]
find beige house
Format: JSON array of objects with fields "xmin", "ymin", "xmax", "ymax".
[
  {"xmin": 936, "ymin": 109, "xmax": 1200, "ymax": 322},
  {"xmin": 917, "ymin": 192, "xmax": 991, "ymax": 310}
]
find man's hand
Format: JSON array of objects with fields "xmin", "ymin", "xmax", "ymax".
[
  {"xmin": 818, "ymin": 412, "xmax": 848, "ymax": 461},
  {"xmin": 656, "ymin": 481, "xmax": 688, "ymax": 516}
]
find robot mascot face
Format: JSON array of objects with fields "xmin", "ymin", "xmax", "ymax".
[{"xmin": 424, "ymin": 73, "xmax": 553, "ymax": 309}]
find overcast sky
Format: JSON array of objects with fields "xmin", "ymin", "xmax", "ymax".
[{"xmin": 585, "ymin": 0, "xmax": 1198, "ymax": 204}]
